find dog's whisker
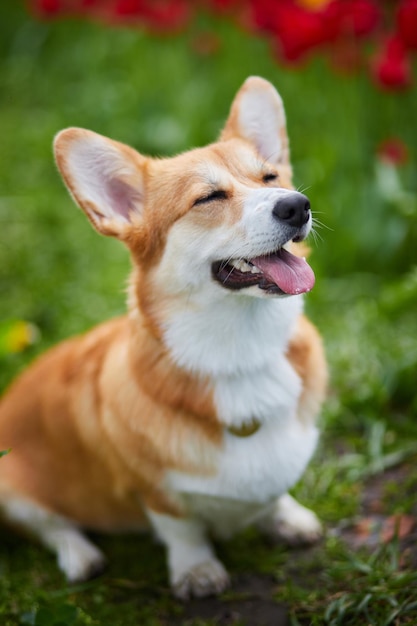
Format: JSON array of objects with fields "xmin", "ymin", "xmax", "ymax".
[
  {"xmin": 310, "ymin": 229, "xmax": 323, "ymax": 245},
  {"xmin": 219, "ymin": 249, "xmax": 243, "ymax": 272},
  {"xmin": 297, "ymin": 184, "xmax": 311, "ymax": 195},
  {"xmin": 312, "ymin": 217, "xmax": 333, "ymax": 232}
]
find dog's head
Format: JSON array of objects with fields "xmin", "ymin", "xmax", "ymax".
[{"xmin": 54, "ymin": 77, "xmax": 314, "ymax": 307}]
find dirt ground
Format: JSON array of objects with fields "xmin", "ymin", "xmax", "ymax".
[
  {"xmin": 179, "ymin": 573, "xmax": 288, "ymax": 626},
  {"xmin": 177, "ymin": 572, "xmax": 290, "ymax": 625}
]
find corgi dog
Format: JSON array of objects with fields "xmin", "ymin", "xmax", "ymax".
[{"xmin": 0, "ymin": 77, "xmax": 327, "ymax": 599}]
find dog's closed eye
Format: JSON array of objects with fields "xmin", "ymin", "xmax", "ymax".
[
  {"xmin": 262, "ymin": 173, "xmax": 278, "ymax": 183},
  {"xmin": 193, "ymin": 189, "xmax": 228, "ymax": 206}
]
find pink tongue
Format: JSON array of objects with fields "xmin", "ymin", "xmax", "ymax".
[{"xmin": 251, "ymin": 248, "xmax": 315, "ymax": 295}]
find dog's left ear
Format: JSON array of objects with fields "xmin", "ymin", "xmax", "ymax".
[
  {"xmin": 54, "ymin": 128, "xmax": 147, "ymax": 239},
  {"xmin": 221, "ymin": 76, "xmax": 290, "ymax": 167}
]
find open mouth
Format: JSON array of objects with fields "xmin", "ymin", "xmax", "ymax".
[{"xmin": 212, "ymin": 247, "xmax": 315, "ymax": 295}]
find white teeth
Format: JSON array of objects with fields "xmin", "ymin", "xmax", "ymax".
[
  {"xmin": 231, "ymin": 259, "xmax": 251, "ymax": 272},
  {"xmin": 230, "ymin": 259, "xmax": 261, "ymax": 274}
]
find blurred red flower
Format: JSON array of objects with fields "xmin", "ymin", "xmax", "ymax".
[
  {"xmin": 35, "ymin": 0, "xmax": 62, "ymax": 14},
  {"xmin": 373, "ymin": 36, "xmax": 412, "ymax": 90},
  {"xmin": 397, "ymin": 0, "xmax": 417, "ymax": 50},
  {"xmin": 324, "ymin": 0, "xmax": 380, "ymax": 39},
  {"xmin": 113, "ymin": 0, "xmax": 191, "ymax": 30},
  {"xmin": 251, "ymin": 0, "xmax": 380, "ymax": 64},
  {"xmin": 273, "ymin": 3, "xmax": 334, "ymax": 62},
  {"xmin": 26, "ymin": 0, "xmax": 417, "ymax": 90},
  {"xmin": 114, "ymin": 0, "xmax": 141, "ymax": 17},
  {"xmin": 248, "ymin": 0, "xmax": 284, "ymax": 34},
  {"xmin": 377, "ymin": 137, "xmax": 409, "ymax": 165}
]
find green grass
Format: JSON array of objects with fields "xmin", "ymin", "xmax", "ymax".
[
  {"xmin": 1, "ymin": 2, "xmax": 417, "ymax": 624},
  {"xmin": 281, "ymin": 538, "xmax": 417, "ymax": 626}
]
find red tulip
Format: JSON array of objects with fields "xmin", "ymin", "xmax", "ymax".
[
  {"xmin": 248, "ymin": 0, "xmax": 286, "ymax": 34},
  {"xmin": 35, "ymin": 0, "xmax": 62, "ymax": 14},
  {"xmin": 372, "ymin": 36, "xmax": 412, "ymax": 90},
  {"xmin": 142, "ymin": 0, "xmax": 191, "ymax": 31},
  {"xmin": 397, "ymin": 0, "xmax": 417, "ymax": 50},
  {"xmin": 24, "ymin": 0, "xmax": 417, "ymax": 90},
  {"xmin": 324, "ymin": 0, "xmax": 380, "ymax": 39},
  {"xmin": 113, "ymin": 0, "xmax": 143, "ymax": 17},
  {"xmin": 271, "ymin": 3, "xmax": 336, "ymax": 63},
  {"xmin": 377, "ymin": 138, "xmax": 409, "ymax": 165},
  {"xmin": 112, "ymin": 0, "xmax": 190, "ymax": 30}
]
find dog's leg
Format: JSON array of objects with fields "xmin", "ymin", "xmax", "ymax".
[
  {"xmin": 257, "ymin": 493, "xmax": 322, "ymax": 545},
  {"xmin": 147, "ymin": 510, "xmax": 230, "ymax": 599},
  {"xmin": 1, "ymin": 496, "xmax": 106, "ymax": 582}
]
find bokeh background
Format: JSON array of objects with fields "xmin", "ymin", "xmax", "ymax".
[{"xmin": 1, "ymin": 1, "xmax": 417, "ymax": 624}]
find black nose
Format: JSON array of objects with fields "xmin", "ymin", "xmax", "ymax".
[{"xmin": 272, "ymin": 193, "xmax": 311, "ymax": 228}]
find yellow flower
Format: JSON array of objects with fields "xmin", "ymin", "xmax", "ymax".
[{"xmin": 0, "ymin": 320, "xmax": 39, "ymax": 354}]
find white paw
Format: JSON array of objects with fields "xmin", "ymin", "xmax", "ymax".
[
  {"xmin": 173, "ymin": 559, "xmax": 230, "ymax": 600},
  {"xmin": 259, "ymin": 494, "xmax": 323, "ymax": 546},
  {"xmin": 54, "ymin": 531, "xmax": 107, "ymax": 582},
  {"xmin": 271, "ymin": 508, "xmax": 322, "ymax": 545}
]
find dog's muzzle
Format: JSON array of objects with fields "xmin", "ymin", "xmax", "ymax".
[{"xmin": 212, "ymin": 191, "xmax": 314, "ymax": 296}]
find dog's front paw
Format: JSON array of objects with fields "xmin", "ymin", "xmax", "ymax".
[
  {"xmin": 259, "ymin": 493, "xmax": 323, "ymax": 546},
  {"xmin": 173, "ymin": 559, "xmax": 230, "ymax": 600},
  {"xmin": 270, "ymin": 508, "xmax": 322, "ymax": 545}
]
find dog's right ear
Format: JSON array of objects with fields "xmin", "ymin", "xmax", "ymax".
[
  {"xmin": 220, "ymin": 76, "xmax": 290, "ymax": 168},
  {"xmin": 54, "ymin": 128, "xmax": 147, "ymax": 239}
]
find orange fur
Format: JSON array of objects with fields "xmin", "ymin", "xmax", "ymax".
[
  {"xmin": 0, "ymin": 311, "xmax": 227, "ymax": 526},
  {"xmin": 287, "ymin": 315, "xmax": 327, "ymax": 424}
]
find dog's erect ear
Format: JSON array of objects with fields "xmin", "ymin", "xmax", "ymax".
[
  {"xmin": 54, "ymin": 128, "xmax": 147, "ymax": 238},
  {"xmin": 220, "ymin": 76, "xmax": 290, "ymax": 166}
]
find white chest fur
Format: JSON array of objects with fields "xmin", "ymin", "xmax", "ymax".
[
  {"xmin": 163, "ymin": 292, "xmax": 318, "ymax": 514},
  {"xmin": 167, "ymin": 418, "xmax": 318, "ymax": 503},
  {"xmin": 162, "ymin": 288, "xmax": 303, "ymax": 377}
]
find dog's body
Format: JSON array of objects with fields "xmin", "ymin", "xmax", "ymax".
[{"xmin": 0, "ymin": 77, "xmax": 326, "ymax": 598}]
